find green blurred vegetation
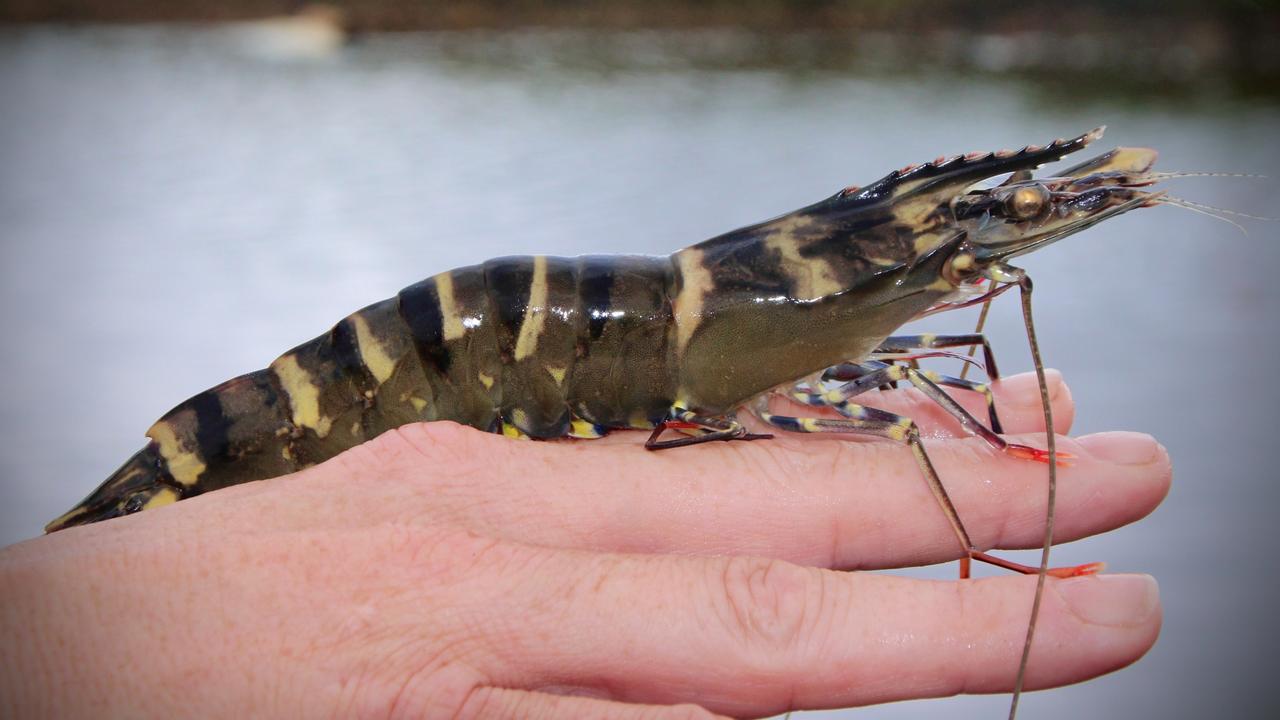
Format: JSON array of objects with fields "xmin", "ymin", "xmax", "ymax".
[
  {"xmin": 1, "ymin": 0, "xmax": 1275, "ymax": 31},
  {"xmin": 3, "ymin": 1, "xmax": 1276, "ymax": 99}
]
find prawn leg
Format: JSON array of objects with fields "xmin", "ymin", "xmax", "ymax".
[
  {"xmin": 875, "ymin": 332, "xmax": 1002, "ymax": 379},
  {"xmin": 804, "ymin": 363, "xmax": 1064, "ymax": 464},
  {"xmin": 827, "ymin": 334, "xmax": 1001, "ymax": 420},
  {"xmin": 752, "ymin": 399, "xmax": 1095, "ymax": 579},
  {"xmin": 820, "ymin": 358, "xmax": 1005, "ymax": 433},
  {"xmin": 645, "ymin": 410, "xmax": 772, "ymax": 450}
]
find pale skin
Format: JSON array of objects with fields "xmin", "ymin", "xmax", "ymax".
[{"xmin": 0, "ymin": 371, "xmax": 1168, "ymax": 719}]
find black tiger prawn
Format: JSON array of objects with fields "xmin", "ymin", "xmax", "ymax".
[{"xmin": 48, "ymin": 128, "xmax": 1165, "ymax": 559}]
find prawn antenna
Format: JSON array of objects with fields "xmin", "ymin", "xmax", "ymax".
[
  {"xmin": 1009, "ymin": 273, "xmax": 1057, "ymax": 720},
  {"xmin": 1152, "ymin": 195, "xmax": 1275, "ymax": 235},
  {"xmin": 1142, "ymin": 170, "xmax": 1266, "ymax": 181}
]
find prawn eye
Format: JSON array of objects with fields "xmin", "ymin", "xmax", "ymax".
[{"xmin": 1006, "ymin": 185, "xmax": 1050, "ymax": 220}]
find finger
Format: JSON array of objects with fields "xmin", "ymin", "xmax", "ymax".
[
  {"xmin": 470, "ymin": 548, "xmax": 1161, "ymax": 716},
  {"xmin": 322, "ymin": 422, "xmax": 1168, "ymax": 570},
  {"xmin": 457, "ymin": 687, "xmax": 727, "ymax": 720},
  {"xmin": 993, "ymin": 369, "xmax": 1073, "ymax": 435},
  {"xmin": 769, "ymin": 369, "xmax": 1073, "ymax": 437},
  {"xmin": 794, "ymin": 430, "xmax": 1173, "ymax": 569}
]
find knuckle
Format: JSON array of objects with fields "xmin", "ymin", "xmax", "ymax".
[
  {"xmin": 367, "ymin": 421, "xmax": 501, "ymax": 474},
  {"xmin": 714, "ymin": 556, "xmax": 821, "ymax": 658},
  {"xmin": 372, "ymin": 522, "xmax": 507, "ymax": 587},
  {"xmin": 453, "ymin": 685, "xmax": 506, "ymax": 720},
  {"xmin": 747, "ymin": 435, "xmax": 828, "ymax": 491},
  {"xmin": 354, "ymin": 658, "xmax": 482, "ymax": 720}
]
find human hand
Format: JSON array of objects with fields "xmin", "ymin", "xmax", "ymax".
[{"xmin": 0, "ymin": 371, "xmax": 1168, "ymax": 719}]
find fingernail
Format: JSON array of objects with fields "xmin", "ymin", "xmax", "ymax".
[
  {"xmin": 999, "ymin": 369, "xmax": 1063, "ymax": 406},
  {"xmin": 1077, "ymin": 431, "xmax": 1161, "ymax": 465},
  {"xmin": 1057, "ymin": 574, "xmax": 1160, "ymax": 627}
]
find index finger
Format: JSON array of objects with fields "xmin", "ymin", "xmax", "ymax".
[{"xmin": 440, "ymin": 540, "xmax": 1162, "ymax": 717}]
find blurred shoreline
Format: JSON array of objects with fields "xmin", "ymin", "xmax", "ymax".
[
  {"xmin": 3, "ymin": 1, "xmax": 1277, "ymax": 100},
  {"xmin": 1, "ymin": 1, "xmax": 1274, "ymax": 32}
]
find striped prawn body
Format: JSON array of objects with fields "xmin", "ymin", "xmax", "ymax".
[
  {"xmin": 56, "ymin": 228, "xmax": 943, "ymax": 529},
  {"xmin": 47, "ymin": 127, "xmax": 1165, "ymax": 540},
  {"xmin": 79, "ymin": 255, "xmax": 682, "ymax": 517}
]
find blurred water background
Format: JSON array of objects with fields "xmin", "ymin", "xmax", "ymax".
[{"xmin": 2, "ymin": 2, "xmax": 1278, "ymax": 718}]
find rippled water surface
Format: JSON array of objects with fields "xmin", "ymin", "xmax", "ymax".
[{"xmin": 2, "ymin": 25, "xmax": 1278, "ymax": 719}]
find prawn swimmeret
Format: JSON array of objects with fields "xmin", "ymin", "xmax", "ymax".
[{"xmin": 47, "ymin": 126, "xmax": 1174, "ymax": 717}]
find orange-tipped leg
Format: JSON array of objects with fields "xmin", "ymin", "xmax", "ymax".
[
  {"xmin": 1046, "ymin": 561, "xmax": 1107, "ymax": 578},
  {"xmin": 1004, "ymin": 443, "xmax": 1075, "ymax": 466},
  {"xmin": 645, "ymin": 412, "xmax": 773, "ymax": 450},
  {"xmin": 969, "ymin": 550, "xmax": 1104, "ymax": 578}
]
